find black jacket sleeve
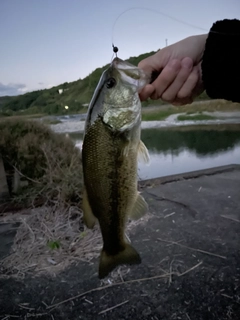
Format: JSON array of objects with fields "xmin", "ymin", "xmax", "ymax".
[{"xmin": 201, "ymin": 19, "xmax": 240, "ymax": 103}]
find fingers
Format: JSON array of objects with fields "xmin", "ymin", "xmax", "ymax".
[
  {"xmin": 139, "ymin": 58, "xmax": 191, "ymax": 101},
  {"xmin": 150, "ymin": 59, "xmax": 182, "ymax": 100},
  {"xmin": 139, "ymin": 84, "xmax": 155, "ymax": 101},
  {"xmin": 138, "ymin": 55, "xmax": 203, "ymax": 105},
  {"xmin": 161, "ymin": 57, "xmax": 193, "ymax": 102},
  {"xmin": 177, "ymin": 65, "xmax": 199, "ymax": 100},
  {"xmin": 138, "ymin": 51, "xmax": 166, "ymax": 101},
  {"xmin": 171, "ymin": 64, "xmax": 203, "ymax": 105}
]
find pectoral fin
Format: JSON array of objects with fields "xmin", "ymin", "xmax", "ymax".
[
  {"xmin": 121, "ymin": 140, "xmax": 131, "ymax": 159},
  {"xmin": 137, "ymin": 140, "xmax": 150, "ymax": 164},
  {"xmin": 129, "ymin": 192, "xmax": 148, "ymax": 220},
  {"xmin": 82, "ymin": 187, "xmax": 97, "ymax": 229}
]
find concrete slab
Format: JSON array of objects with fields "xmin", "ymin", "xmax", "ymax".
[{"xmin": 0, "ymin": 165, "xmax": 239, "ymax": 319}]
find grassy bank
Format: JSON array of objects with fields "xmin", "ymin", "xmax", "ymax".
[
  {"xmin": 177, "ymin": 114, "xmax": 216, "ymax": 121},
  {"xmin": 141, "ymin": 100, "xmax": 240, "ymax": 121},
  {"xmin": 142, "ymin": 109, "xmax": 175, "ymax": 121}
]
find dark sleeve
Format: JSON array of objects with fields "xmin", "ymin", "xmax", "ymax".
[{"xmin": 201, "ymin": 19, "xmax": 240, "ymax": 103}]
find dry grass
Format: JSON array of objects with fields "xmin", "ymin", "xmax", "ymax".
[
  {"xmin": 0, "ymin": 204, "xmax": 151, "ymax": 279},
  {"xmin": 0, "ymin": 205, "xmax": 99, "ymax": 278}
]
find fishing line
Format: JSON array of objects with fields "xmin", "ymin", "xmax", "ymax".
[{"xmin": 111, "ymin": 6, "xmax": 208, "ymax": 52}]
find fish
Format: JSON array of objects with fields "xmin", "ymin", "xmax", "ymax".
[{"xmin": 81, "ymin": 57, "xmax": 150, "ymax": 279}]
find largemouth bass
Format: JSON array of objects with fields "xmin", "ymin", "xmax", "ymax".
[{"xmin": 82, "ymin": 57, "xmax": 150, "ymax": 279}]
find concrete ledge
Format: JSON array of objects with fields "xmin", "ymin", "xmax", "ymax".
[{"xmin": 139, "ymin": 164, "xmax": 240, "ymax": 188}]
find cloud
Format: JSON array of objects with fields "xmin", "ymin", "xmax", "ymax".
[
  {"xmin": 0, "ymin": 82, "xmax": 57, "ymax": 97},
  {"xmin": 0, "ymin": 82, "xmax": 28, "ymax": 96}
]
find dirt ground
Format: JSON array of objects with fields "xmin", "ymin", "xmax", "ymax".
[{"xmin": 0, "ymin": 165, "xmax": 240, "ymax": 320}]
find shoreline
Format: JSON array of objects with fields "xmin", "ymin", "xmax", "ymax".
[{"xmin": 50, "ymin": 111, "xmax": 240, "ymax": 133}]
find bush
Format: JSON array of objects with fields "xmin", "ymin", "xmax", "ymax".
[{"xmin": 0, "ymin": 118, "xmax": 83, "ymax": 206}]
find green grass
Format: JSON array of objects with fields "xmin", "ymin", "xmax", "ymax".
[
  {"xmin": 177, "ymin": 114, "xmax": 216, "ymax": 121},
  {"xmin": 142, "ymin": 109, "xmax": 175, "ymax": 121},
  {"xmin": 47, "ymin": 240, "xmax": 61, "ymax": 250}
]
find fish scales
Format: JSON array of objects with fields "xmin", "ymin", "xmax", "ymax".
[
  {"xmin": 82, "ymin": 57, "xmax": 150, "ymax": 278},
  {"xmin": 82, "ymin": 118, "xmax": 138, "ymax": 254}
]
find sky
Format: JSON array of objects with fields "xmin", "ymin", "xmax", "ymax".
[{"xmin": 0, "ymin": 0, "xmax": 239, "ymax": 96}]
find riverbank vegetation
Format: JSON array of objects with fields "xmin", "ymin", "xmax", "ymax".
[
  {"xmin": 177, "ymin": 114, "xmax": 216, "ymax": 121},
  {"xmin": 0, "ymin": 119, "xmax": 83, "ymax": 208},
  {"xmin": 141, "ymin": 100, "xmax": 240, "ymax": 121}
]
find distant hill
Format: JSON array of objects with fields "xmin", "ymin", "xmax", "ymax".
[
  {"xmin": 0, "ymin": 51, "xmax": 209, "ymax": 116},
  {"xmin": 0, "ymin": 96, "xmax": 14, "ymax": 108}
]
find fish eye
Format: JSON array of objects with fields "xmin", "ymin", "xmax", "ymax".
[{"xmin": 106, "ymin": 77, "xmax": 116, "ymax": 89}]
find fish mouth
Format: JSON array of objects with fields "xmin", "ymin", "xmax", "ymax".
[{"xmin": 111, "ymin": 57, "xmax": 150, "ymax": 90}]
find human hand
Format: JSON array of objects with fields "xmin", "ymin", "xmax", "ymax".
[{"xmin": 138, "ymin": 34, "xmax": 207, "ymax": 105}]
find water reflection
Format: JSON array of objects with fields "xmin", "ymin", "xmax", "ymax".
[
  {"xmin": 141, "ymin": 125, "xmax": 240, "ymax": 155},
  {"xmin": 69, "ymin": 124, "xmax": 240, "ymax": 180},
  {"xmin": 138, "ymin": 145, "xmax": 240, "ymax": 180}
]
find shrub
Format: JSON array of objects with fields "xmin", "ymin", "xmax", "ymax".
[{"xmin": 0, "ymin": 118, "xmax": 83, "ymax": 207}]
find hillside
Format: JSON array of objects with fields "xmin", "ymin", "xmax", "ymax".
[
  {"xmin": 0, "ymin": 96, "xmax": 13, "ymax": 108},
  {"xmin": 0, "ymin": 51, "xmax": 209, "ymax": 116}
]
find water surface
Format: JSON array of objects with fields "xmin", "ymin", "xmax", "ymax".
[{"xmin": 69, "ymin": 124, "xmax": 240, "ymax": 180}]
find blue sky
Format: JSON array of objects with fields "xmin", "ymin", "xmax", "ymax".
[{"xmin": 0, "ymin": 0, "xmax": 239, "ymax": 96}]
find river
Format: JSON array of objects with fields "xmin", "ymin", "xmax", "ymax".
[{"xmin": 66, "ymin": 123, "xmax": 240, "ymax": 180}]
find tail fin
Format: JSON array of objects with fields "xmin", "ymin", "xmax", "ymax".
[{"xmin": 99, "ymin": 244, "xmax": 141, "ymax": 279}]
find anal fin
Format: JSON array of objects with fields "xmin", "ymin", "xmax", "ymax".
[{"xmin": 129, "ymin": 192, "xmax": 148, "ymax": 220}]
